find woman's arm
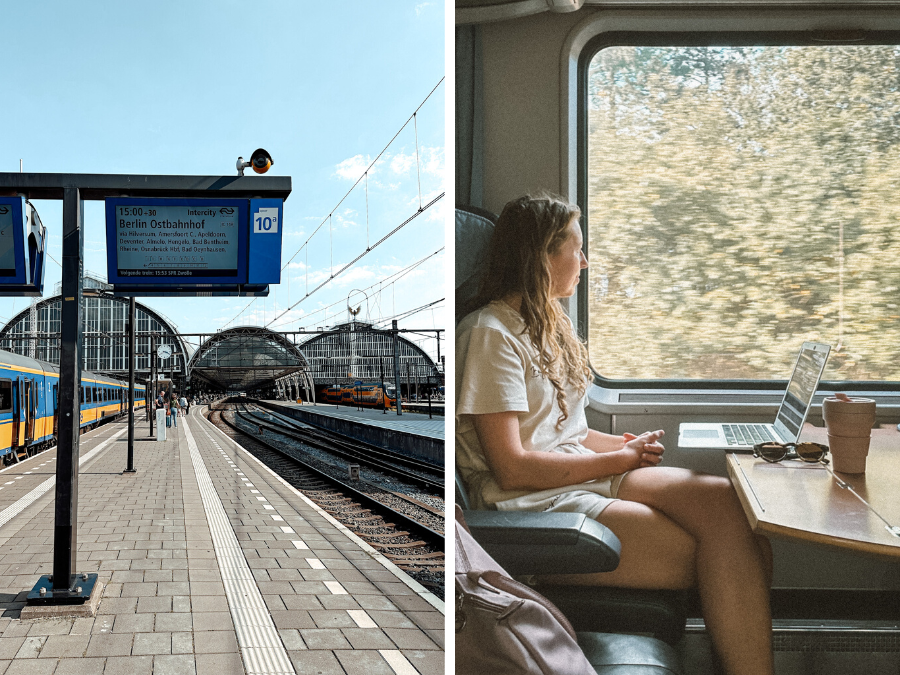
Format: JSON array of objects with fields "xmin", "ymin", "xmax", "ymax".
[
  {"xmin": 582, "ymin": 429, "xmax": 666, "ymax": 468},
  {"xmin": 471, "ymin": 411, "xmax": 664, "ymax": 492},
  {"xmin": 581, "ymin": 429, "xmax": 630, "ymax": 453}
]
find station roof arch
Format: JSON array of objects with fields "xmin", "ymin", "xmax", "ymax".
[
  {"xmin": 188, "ymin": 326, "xmax": 310, "ymax": 392},
  {"xmin": 298, "ymin": 321, "xmax": 440, "ymax": 386},
  {"xmin": 0, "ymin": 276, "xmax": 189, "ymax": 379}
]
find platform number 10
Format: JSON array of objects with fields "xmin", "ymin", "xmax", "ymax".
[{"xmin": 253, "ymin": 207, "xmax": 279, "ymax": 234}]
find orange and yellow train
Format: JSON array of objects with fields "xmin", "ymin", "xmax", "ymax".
[
  {"xmin": 321, "ymin": 381, "xmax": 397, "ymax": 409},
  {"xmin": 0, "ymin": 349, "xmax": 146, "ymax": 462}
]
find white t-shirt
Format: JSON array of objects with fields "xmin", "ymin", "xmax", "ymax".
[{"xmin": 456, "ymin": 301, "xmax": 624, "ymax": 519}]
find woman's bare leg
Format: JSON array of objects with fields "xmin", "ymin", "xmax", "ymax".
[
  {"xmin": 617, "ymin": 467, "xmax": 773, "ymax": 675},
  {"xmin": 545, "ymin": 499, "xmax": 697, "ymax": 590}
]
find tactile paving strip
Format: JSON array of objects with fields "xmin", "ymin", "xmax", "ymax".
[{"xmin": 183, "ymin": 418, "xmax": 295, "ymax": 675}]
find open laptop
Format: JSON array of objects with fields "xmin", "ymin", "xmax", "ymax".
[{"xmin": 678, "ymin": 342, "xmax": 831, "ymax": 450}]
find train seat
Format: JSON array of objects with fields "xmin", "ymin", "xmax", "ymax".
[
  {"xmin": 458, "ymin": 502, "xmax": 682, "ymax": 674},
  {"xmin": 455, "ymin": 206, "xmax": 688, "ymax": 647}
]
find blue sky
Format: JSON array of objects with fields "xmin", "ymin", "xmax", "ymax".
[{"xmin": 2, "ymin": 1, "xmax": 446, "ymax": 363}]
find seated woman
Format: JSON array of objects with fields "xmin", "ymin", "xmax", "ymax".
[{"xmin": 456, "ymin": 193, "xmax": 774, "ymax": 675}]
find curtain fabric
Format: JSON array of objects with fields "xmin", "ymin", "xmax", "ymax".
[{"xmin": 455, "ymin": 25, "xmax": 484, "ymax": 208}]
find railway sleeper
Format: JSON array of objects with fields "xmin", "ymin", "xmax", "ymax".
[
  {"xmin": 346, "ymin": 514, "xmax": 380, "ymax": 522},
  {"xmin": 355, "ymin": 522, "xmax": 395, "ymax": 530},
  {"xmin": 368, "ymin": 541, "xmax": 427, "ymax": 549},
  {"xmin": 361, "ymin": 531, "xmax": 410, "ymax": 539}
]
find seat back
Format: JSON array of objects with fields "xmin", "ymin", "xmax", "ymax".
[
  {"xmin": 456, "ymin": 469, "xmax": 472, "ymax": 510},
  {"xmin": 455, "ymin": 205, "xmax": 497, "ymax": 510},
  {"xmin": 455, "ymin": 206, "xmax": 497, "ymax": 321}
]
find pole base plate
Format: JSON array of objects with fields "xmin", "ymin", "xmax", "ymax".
[
  {"xmin": 26, "ymin": 574, "xmax": 98, "ymax": 605},
  {"xmin": 21, "ymin": 574, "xmax": 103, "ymax": 618}
]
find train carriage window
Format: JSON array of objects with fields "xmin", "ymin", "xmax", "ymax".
[
  {"xmin": 0, "ymin": 381, "xmax": 11, "ymax": 412},
  {"xmin": 585, "ymin": 43, "xmax": 900, "ymax": 382}
]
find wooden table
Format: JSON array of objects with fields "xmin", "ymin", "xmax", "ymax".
[{"xmin": 726, "ymin": 425, "xmax": 900, "ymax": 558}]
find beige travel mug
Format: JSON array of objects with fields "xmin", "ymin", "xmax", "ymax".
[{"xmin": 822, "ymin": 395, "xmax": 876, "ymax": 474}]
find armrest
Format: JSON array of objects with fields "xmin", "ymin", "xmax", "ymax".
[{"xmin": 462, "ymin": 510, "xmax": 621, "ymax": 575}]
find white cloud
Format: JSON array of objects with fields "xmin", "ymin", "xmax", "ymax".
[
  {"xmin": 333, "ymin": 207, "xmax": 359, "ymax": 230},
  {"xmin": 415, "ymin": 2, "xmax": 432, "ymax": 16},
  {"xmin": 334, "ymin": 154, "xmax": 371, "ymax": 181},
  {"xmin": 390, "ymin": 152, "xmax": 416, "ymax": 175}
]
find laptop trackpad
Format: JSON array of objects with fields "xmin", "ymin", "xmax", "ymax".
[{"xmin": 683, "ymin": 429, "xmax": 720, "ymax": 439}]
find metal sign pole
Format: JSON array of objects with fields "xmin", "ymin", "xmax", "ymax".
[
  {"xmin": 125, "ymin": 297, "xmax": 136, "ymax": 473},
  {"xmin": 150, "ymin": 335, "xmax": 156, "ymax": 437},
  {"xmin": 392, "ymin": 320, "xmax": 402, "ymax": 416},
  {"xmin": 50, "ymin": 187, "xmax": 86, "ymax": 597}
]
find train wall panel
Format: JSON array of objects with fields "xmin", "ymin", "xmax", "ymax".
[{"xmin": 258, "ymin": 401, "xmax": 444, "ymax": 466}]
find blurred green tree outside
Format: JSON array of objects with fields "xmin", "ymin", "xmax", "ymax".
[{"xmin": 587, "ymin": 45, "xmax": 900, "ymax": 381}]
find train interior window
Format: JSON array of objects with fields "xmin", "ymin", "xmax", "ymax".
[
  {"xmin": 0, "ymin": 381, "xmax": 11, "ymax": 412},
  {"xmin": 463, "ymin": 9, "xmax": 900, "ymax": 674},
  {"xmin": 586, "ymin": 43, "xmax": 900, "ymax": 383}
]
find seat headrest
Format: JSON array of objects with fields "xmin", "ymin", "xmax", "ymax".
[{"xmin": 455, "ymin": 207, "xmax": 496, "ymax": 291}]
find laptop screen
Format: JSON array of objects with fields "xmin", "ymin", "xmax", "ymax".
[{"xmin": 773, "ymin": 342, "xmax": 831, "ymax": 442}]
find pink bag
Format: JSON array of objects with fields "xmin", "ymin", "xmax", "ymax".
[{"xmin": 455, "ymin": 506, "xmax": 596, "ymax": 675}]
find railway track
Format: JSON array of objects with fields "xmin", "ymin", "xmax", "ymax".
[
  {"xmin": 243, "ymin": 402, "xmax": 443, "ymax": 492},
  {"xmin": 207, "ymin": 405, "xmax": 444, "ymax": 595}
]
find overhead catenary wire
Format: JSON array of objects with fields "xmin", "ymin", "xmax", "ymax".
[
  {"xmin": 224, "ymin": 77, "xmax": 444, "ymax": 329},
  {"xmin": 264, "ymin": 192, "xmax": 443, "ymax": 328},
  {"xmin": 268, "ymin": 246, "xmax": 444, "ymax": 331},
  {"xmin": 373, "ymin": 298, "xmax": 444, "ymax": 327},
  {"xmin": 279, "ymin": 78, "xmax": 443, "ymax": 274}
]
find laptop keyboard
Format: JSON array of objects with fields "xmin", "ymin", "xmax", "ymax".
[{"xmin": 723, "ymin": 424, "xmax": 776, "ymax": 446}]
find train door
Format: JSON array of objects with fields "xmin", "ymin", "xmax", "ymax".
[
  {"xmin": 10, "ymin": 381, "xmax": 24, "ymax": 450},
  {"xmin": 52, "ymin": 384, "xmax": 59, "ymax": 437},
  {"xmin": 0, "ymin": 380, "xmax": 11, "ymax": 455},
  {"xmin": 24, "ymin": 380, "xmax": 35, "ymax": 445}
]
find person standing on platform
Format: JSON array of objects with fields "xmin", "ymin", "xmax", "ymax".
[
  {"xmin": 179, "ymin": 394, "xmax": 188, "ymax": 417},
  {"xmin": 170, "ymin": 393, "xmax": 179, "ymax": 427},
  {"xmin": 165, "ymin": 397, "xmax": 171, "ymax": 428}
]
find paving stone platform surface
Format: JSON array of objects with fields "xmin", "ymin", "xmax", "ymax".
[{"xmin": 0, "ymin": 408, "xmax": 444, "ymax": 675}]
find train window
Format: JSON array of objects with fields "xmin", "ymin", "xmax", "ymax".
[
  {"xmin": 585, "ymin": 43, "xmax": 900, "ymax": 382},
  {"xmin": 79, "ymin": 386, "xmax": 83, "ymax": 403},
  {"xmin": 0, "ymin": 381, "xmax": 10, "ymax": 412}
]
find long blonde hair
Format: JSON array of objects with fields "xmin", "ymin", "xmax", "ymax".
[{"xmin": 465, "ymin": 193, "xmax": 591, "ymax": 427}]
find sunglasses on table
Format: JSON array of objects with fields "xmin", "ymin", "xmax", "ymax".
[{"xmin": 752, "ymin": 441, "xmax": 830, "ymax": 465}]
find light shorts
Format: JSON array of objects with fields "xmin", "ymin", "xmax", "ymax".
[{"xmin": 493, "ymin": 471, "xmax": 630, "ymax": 522}]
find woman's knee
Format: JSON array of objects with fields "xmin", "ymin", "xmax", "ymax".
[{"xmin": 594, "ymin": 502, "xmax": 698, "ymax": 589}]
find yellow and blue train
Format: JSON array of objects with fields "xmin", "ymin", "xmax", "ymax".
[{"xmin": 0, "ymin": 349, "xmax": 146, "ymax": 463}]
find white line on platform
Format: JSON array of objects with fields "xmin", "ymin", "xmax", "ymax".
[
  {"xmin": 324, "ymin": 581, "xmax": 347, "ymax": 595},
  {"xmin": 0, "ymin": 426, "xmax": 127, "ymax": 530},
  {"xmin": 379, "ymin": 650, "xmax": 420, "ymax": 675},
  {"xmin": 348, "ymin": 609, "xmax": 377, "ymax": 628},
  {"xmin": 182, "ymin": 418, "xmax": 295, "ymax": 675}
]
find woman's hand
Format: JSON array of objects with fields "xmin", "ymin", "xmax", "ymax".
[{"xmin": 622, "ymin": 430, "xmax": 665, "ymax": 469}]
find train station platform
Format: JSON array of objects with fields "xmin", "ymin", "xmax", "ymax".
[
  {"xmin": 0, "ymin": 409, "xmax": 444, "ymax": 675},
  {"xmin": 258, "ymin": 402, "xmax": 444, "ymax": 466}
]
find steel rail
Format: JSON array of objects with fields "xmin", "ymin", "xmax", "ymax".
[{"xmin": 211, "ymin": 407, "xmax": 444, "ymax": 548}]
